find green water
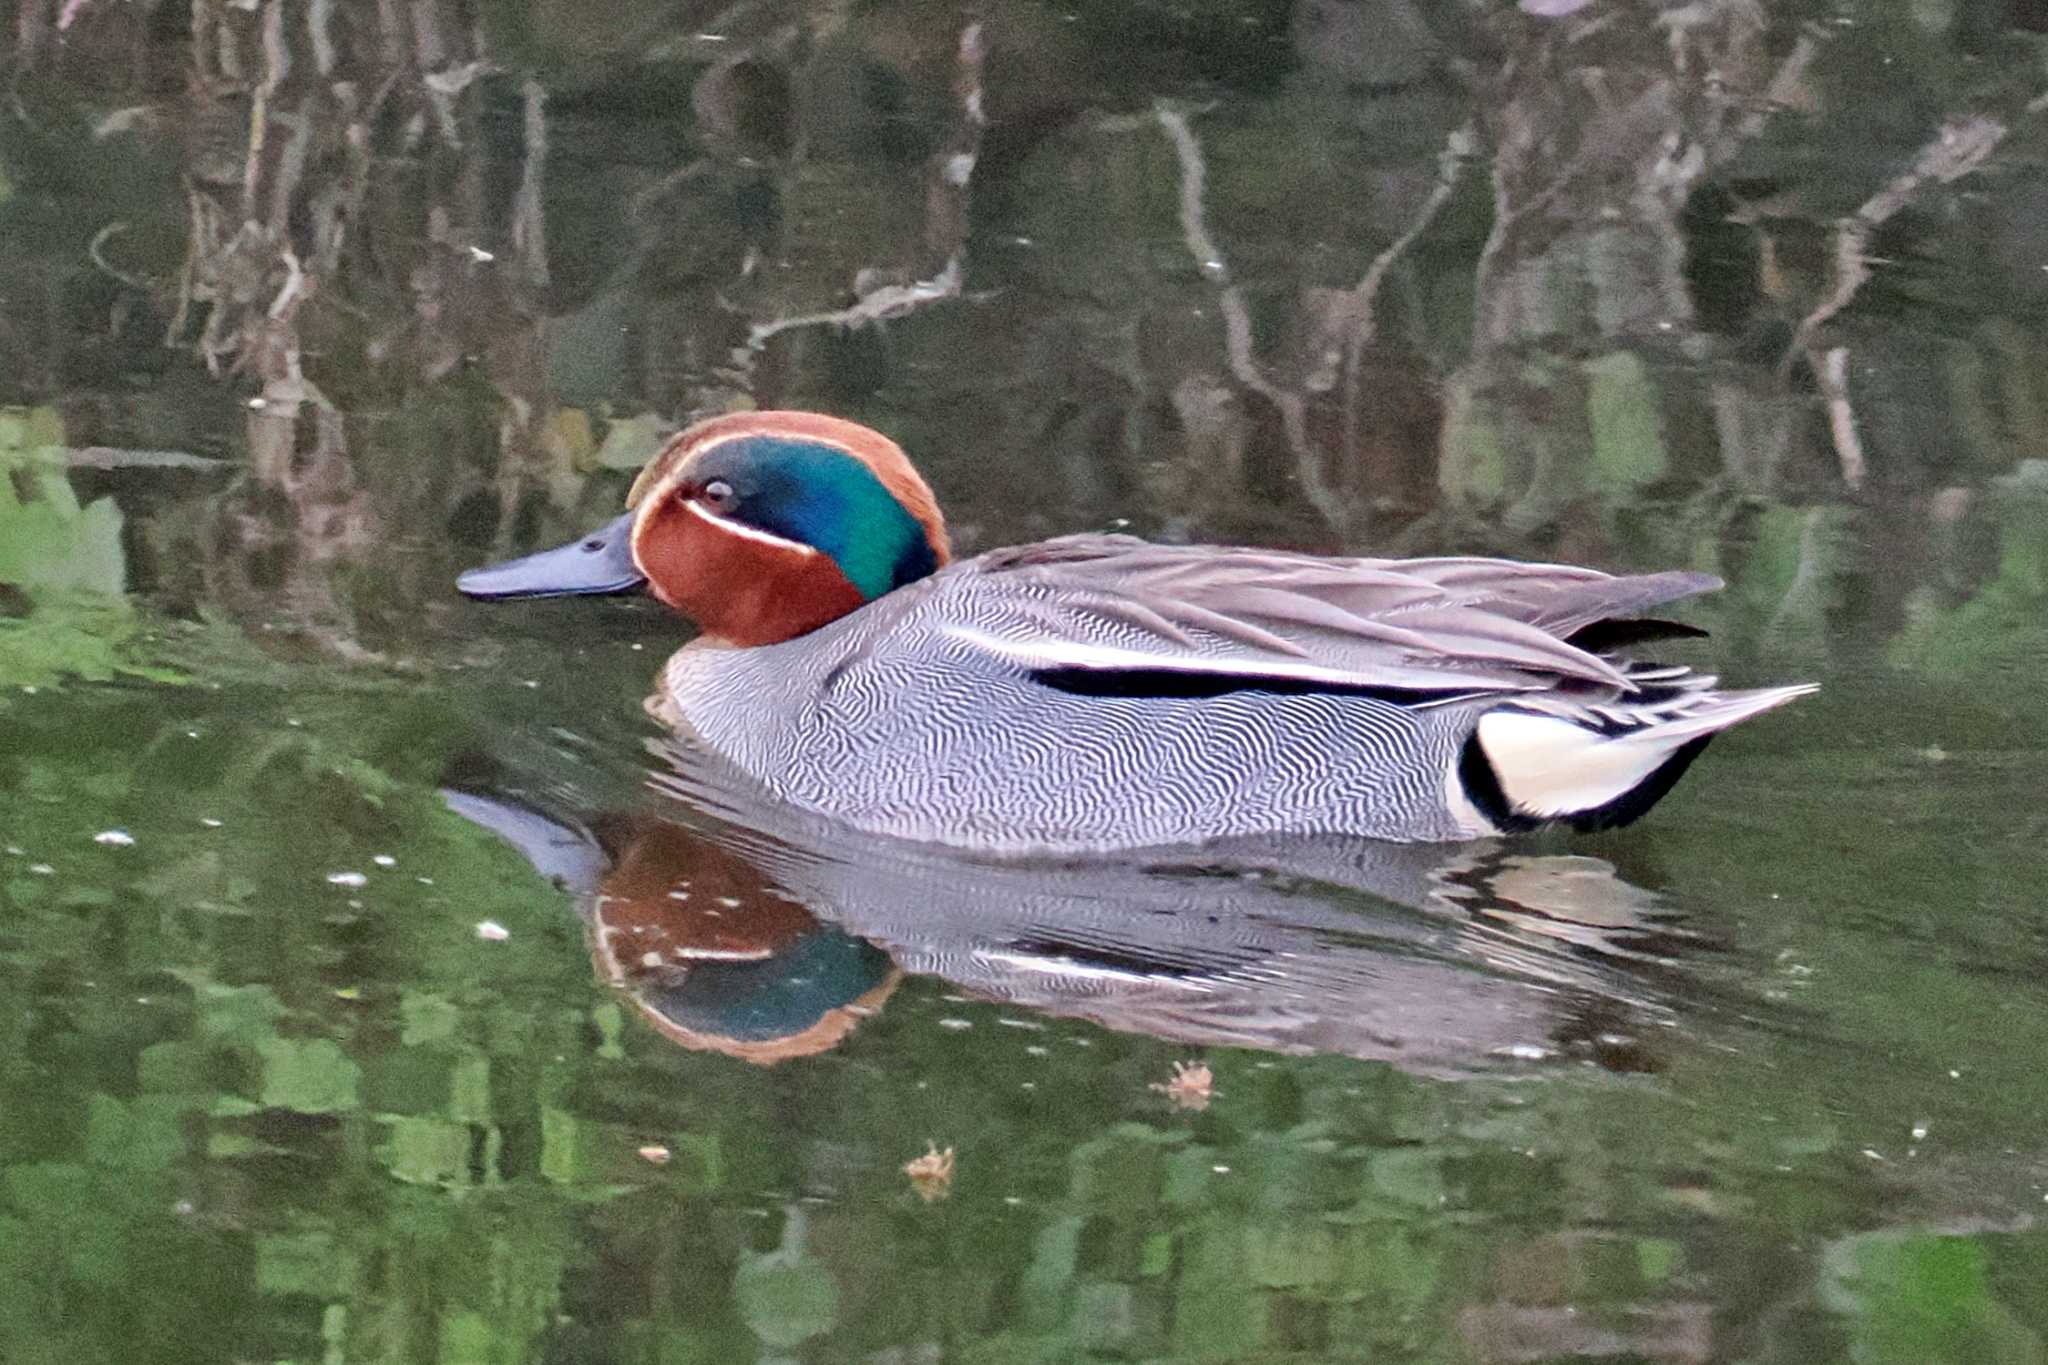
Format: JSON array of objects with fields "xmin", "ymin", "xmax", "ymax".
[
  {"xmin": 13, "ymin": 661, "xmax": 2048, "ymax": 1362},
  {"xmin": 7, "ymin": 0, "xmax": 2048, "ymax": 1360}
]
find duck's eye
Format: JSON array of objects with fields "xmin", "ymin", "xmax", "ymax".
[{"xmin": 699, "ymin": 479, "xmax": 737, "ymax": 512}]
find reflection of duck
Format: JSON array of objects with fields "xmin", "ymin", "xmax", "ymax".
[
  {"xmin": 446, "ymin": 790, "xmax": 899, "ymax": 1064},
  {"xmin": 446, "ymin": 737, "xmax": 1711, "ymax": 1075},
  {"xmin": 458, "ymin": 412, "xmax": 1812, "ymax": 851}
]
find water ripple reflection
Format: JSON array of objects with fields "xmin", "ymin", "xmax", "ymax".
[{"xmin": 447, "ymin": 732, "xmax": 1725, "ymax": 1077}]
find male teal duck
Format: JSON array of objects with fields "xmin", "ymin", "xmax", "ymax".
[{"xmin": 458, "ymin": 411, "xmax": 1814, "ymax": 852}]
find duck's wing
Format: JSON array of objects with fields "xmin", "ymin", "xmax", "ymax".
[{"xmin": 950, "ymin": 534, "xmax": 1721, "ymax": 698}]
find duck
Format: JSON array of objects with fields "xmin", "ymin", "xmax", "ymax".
[{"xmin": 458, "ymin": 410, "xmax": 1815, "ymax": 853}]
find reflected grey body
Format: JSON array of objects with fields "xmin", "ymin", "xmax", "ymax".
[
  {"xmin": 647, "ymin": 734, "xmax": 1684, "ymax": 1072},
  {"xmin": 444, "ymin": 757, "xmax": 1685, "ymax": 1075}
]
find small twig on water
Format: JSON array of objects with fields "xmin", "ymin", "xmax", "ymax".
[
  {"xmin": 921, "ymin": 21, "xmax": 985, "ymax": 273},
  {"xmin": 630, "ymin": 159, "xmax": 712, "ymax": 220},
  {"xmin": 747, "ymin": 259, "xmax": 965, "ymax": 349},
  {"xmin": 68, "ymin": 446, "xmax": 230, "ymax": 471},
  {"xmin": 308, "ymin": 0, "xmax": 339, "ymax": 76},
  {"xmin": 1815, "ymin": 346, "xmax": 1865, "ymax": 490},
  {"xmin": 244, "ymin": 0, "xmax": 291, "ymax": 205},
  {"xmin": 268, "ymin": 245, "xmax": 308, "ymax": 320},
  {"xmin": 744, "ymin": 23, "xmax": 986, "ymax": 355},
  {"xmin": 1153, "ymin": 104, "xmax": 1226, "ymax": 285},
  {"xmin": 1783, "ymin": 113, "xmax": 2013, "ymax": 488},
  {"xmin": 268, "ymin": 109, "xmax": 312, "ymax": 236},
  {"xmin": 1346, "ymin": 124, "xmax": 1474, "ymax": 350},
  {"xmin": 1783, "ymin": 114, "xmax": 2007, "ymax": 378},
  {"xmin": 513, "ymin": 77, "xmax": 550, "ymax": 289},
  {"xmin": 1154, "ymin": 101, "xmax": 1346, "ymax": 534},
  {"xmin": 1340, "ymin": 121, "xmax": 1473, "ymax": 461},
  {"xmin": 1702, "ymin": 24, "xmax": 1823, "ymax": 165},
  {"xmin": 87, "ymin": 222, "xmax": 152, "ymax": 292}
]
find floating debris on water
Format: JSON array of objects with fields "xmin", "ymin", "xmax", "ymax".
[
  {"xmin": 94, "ymin": 830, "xmax": 135, "ymax": 847},
  {"xmin": 1151, "ymin": 1060, "xmax": 1215, "ymax": 1111},
  {"xmin": 372, "ymin": 854, "xmax": 397, "ymax": 868},
  {"xmin": 904, "ymin": 1143, "xmax": 955, "ymax": 1202},
  {"xmin": 638, "ymin": 1145, "xmax": 672, "ymax": 1165},
  {"xmin": 476, "ymin": 920, "xmax": 510, "ymax": 941},
  {"xmin": 326, "ymin": 871, "xmax": 368, "ymax": 888}
]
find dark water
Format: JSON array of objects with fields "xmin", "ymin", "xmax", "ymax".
[{"xmin": 6, "ymin": 1, "xmax": 2048, "ymax": 1361}]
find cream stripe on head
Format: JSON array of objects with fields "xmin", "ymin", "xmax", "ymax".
[{"xmin": 680, "ymin": 498, "xmax": 818, "ymax": 554}]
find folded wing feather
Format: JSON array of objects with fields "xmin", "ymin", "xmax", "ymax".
[{"xmin": 960, "ymin": 535, "xmax": 1722, "ymax": 699}]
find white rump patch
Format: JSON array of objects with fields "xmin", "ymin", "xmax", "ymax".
[
  {"xmin": 1476, "ymin": 684, "xmax": 1815, "ymax": 820},
  {"xmin": 1477, "ymin": 712, "xmax": 1667, "ymax": 819}
]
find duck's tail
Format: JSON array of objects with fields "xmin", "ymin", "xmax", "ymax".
[{"xmin": 1460, "ymin": 683, "xmax": 1818, "ymax": 834}]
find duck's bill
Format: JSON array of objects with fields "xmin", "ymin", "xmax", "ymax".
[{"xmin": 456, "ymin": 512, "xmax": 647, "ymax": 600}]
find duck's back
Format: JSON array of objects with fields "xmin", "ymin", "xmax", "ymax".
[{"xmin": 658, "ymin": 535, "xmax": 1810, "ymax": 852}]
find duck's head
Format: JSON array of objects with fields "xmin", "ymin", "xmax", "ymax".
[{"xmin": 458, "ymin": 411, "xmax": 951, "ymax": 644}]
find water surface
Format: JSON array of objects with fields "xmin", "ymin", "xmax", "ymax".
[{"xmin": 5, "ymin": 1, "xmax": 2048, "ymax": 1361}]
